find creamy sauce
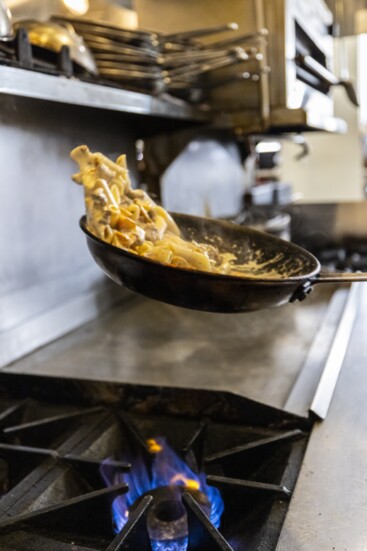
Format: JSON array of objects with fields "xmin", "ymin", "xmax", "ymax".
[{"xmin": 71, "ymin": 145, "xmax": 293, "ymax": 280}]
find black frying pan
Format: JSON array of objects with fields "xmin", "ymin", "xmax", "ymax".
[{"xmin": 80, "ymin": 213, "xmax": 367, "ymax": 314}]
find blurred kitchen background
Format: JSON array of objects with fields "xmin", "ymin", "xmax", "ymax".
[{"xmin": 3, "ymin": 0, "xmax": 367, "ymax": 202}]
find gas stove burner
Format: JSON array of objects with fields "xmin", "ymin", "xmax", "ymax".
[
  {"xmin": 101, "ymin": 436, "xmax": 223, "ymax": 549},
  {"xmin": 315, "ymin": 241, "xmax": 367, "ymax": 272},
  {"xmin": 101, "ymin": 428, "xmax": 223, "ymax": 550},
  {"xmin": 0, "ymin": 372, "xmax": 310, "ymax": 550},
  {"xmin": 145, "ymin": 485, "xmax": 211, "ymax": 550},
  {"xmin": 147, "ymin": 486, "xmax": 193, "ymax": 543}
]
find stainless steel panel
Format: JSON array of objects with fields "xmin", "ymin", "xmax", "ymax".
[
  {"xmin": 2, "ymin": 286, "xmax": 336, "ymax": 410},
  {"xmin": 285, "ymin": 283, "xmax": 361, "ymax": 419},
  {"xmin": 277, "ymin": 282, "xmax": 367, "ymax": 551},
  {"xmin": 0, "ymin": 93, "xmax": 137, "ymax": 362},
  {"xmin": 0, "ymin": 66, "xmax": 208, "ymax": 122},
  {"xmin": 0, "ymin": 282, "xmax": 130, "ymax": 368},
  {"xmin": 310, "ymin": 282, "xmax": 360, "ymax": 419},
  {"xmin": 284, "ymin": 287, "xmax": 349, "ymax": 416}
]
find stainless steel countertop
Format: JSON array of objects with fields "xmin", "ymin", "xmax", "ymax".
[
  {"xmin": 277, "ymin": 283, "xmax": 367, "ymax": 551},
  {"xmin": 3, "ymin": 285, "xmax": 335, "ymax": 410}
]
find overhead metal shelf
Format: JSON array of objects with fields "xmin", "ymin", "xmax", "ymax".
[{"xmin": 0, "ymin": 65, "xmax": 210, "ymax": 122}]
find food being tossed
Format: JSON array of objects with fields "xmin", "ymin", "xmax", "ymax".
[
  {"xmin": 70, "ymin": 146, "xmax": 331, "ymax": 313},
  {"xmin": 71, "ymin": 145, "xmax": 286, "ymax": 278},
  {"xmin": 71, "ymin": 145, "xmax": 242, "ymax": 274}
]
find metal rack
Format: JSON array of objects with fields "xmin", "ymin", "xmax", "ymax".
[{"xmin": 0, "ymin": 64, "xmax": 210, "ymax": 122}]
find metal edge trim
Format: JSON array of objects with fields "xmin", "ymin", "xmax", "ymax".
[
  {"xmin": 0, "ymin": 65, "xmax": 208, "ymax": 122},
  {"xmin": 284, "ymin": 287, "xmax": 349, "ymax": 417},
  {"xmin": 309, "ymin": 282, "xmax": 361, "ymax": 420}
]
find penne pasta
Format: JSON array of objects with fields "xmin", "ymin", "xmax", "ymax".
[{"xmin": 70, "ymin": 145, "xmax": 243, "ymax": 276}]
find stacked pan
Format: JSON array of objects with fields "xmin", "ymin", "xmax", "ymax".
[
  {"xmin": 51, "ymin": 16, "xmax": 269, "ymax": 102},
  {"xmin": 51, "ymin": 16, "xmax": 164, "ymax": 94}
]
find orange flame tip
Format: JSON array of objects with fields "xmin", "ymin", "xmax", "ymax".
[
  {"xmin": 147, "ymin": 438, "xmax": 163, "ymax": 454},
  {"xmin": 170, "ymin": 473, "xmax": 200, "ymax": 491}
]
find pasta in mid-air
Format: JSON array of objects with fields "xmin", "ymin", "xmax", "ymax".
[
  {"xmin": 71, "ymin": 146, "xmax": 288, "ymax": 279},
  {"xmin": 71, "ymin": 145, "xmax": 241, "ymax": 275}
]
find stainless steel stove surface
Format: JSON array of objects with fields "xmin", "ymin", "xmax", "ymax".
[{"xmin": 3, "ymin": 286, "xmax": 337, "ymax": 410}]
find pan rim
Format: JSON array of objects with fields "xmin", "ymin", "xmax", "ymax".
[{"xmin": 79, "ymin": 215, "xmax": 321, "ymax": 284}]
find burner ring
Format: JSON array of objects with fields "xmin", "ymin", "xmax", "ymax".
[{"xmin": 144, "ymin": 485, "xmax": 210, "ymax": 542}]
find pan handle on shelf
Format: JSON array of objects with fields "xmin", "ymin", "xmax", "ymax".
[{"xmin": 164, "ymin": 22, "xmax": 239, "ymax": 42}]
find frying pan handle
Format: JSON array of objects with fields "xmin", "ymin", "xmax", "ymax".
[
  {"xmin": 313, "ymin": 271, "xmax": 367, "ymax": 283},
  {"xmin": 291, "ymin": 271, "xmax": 367, "ymax": 303},
  {"xmin": 290, "ymin": 281, "xmax": 314, "ymax": 303},
  {"xmin": 164, "ymin": 22, "xmax": 238, "ymax": 42}
]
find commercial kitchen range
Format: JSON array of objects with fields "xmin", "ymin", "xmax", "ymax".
[{"xmin": 1, "ymin": 219, "xmax": 367, "ymax": 551}]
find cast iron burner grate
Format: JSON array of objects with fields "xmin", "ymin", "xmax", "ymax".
[{"xmin": 0, "ymin": 373, "xmax": 311, "ymax": 551}]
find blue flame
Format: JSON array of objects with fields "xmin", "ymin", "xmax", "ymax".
[
  {"xmin": 151, "ymin": 536, "xmax": 188, "ymax": 551},
  {"xmin": 100, "ymin": 436, "xmax": 224, "ymax": 537}
]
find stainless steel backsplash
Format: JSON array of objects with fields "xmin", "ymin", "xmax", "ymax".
[{"xmin": 0, "ymin": 94, "xmax": 138, "ymax": 366}]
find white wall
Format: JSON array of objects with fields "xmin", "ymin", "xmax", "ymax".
[{"xmin": 280, "ymin": 37, "xmax": 364, "ymax": 203}]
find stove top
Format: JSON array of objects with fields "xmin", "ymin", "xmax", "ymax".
[{"xmin": 0, "ymin": 373, "xmax": 310, "ymax": 551}]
